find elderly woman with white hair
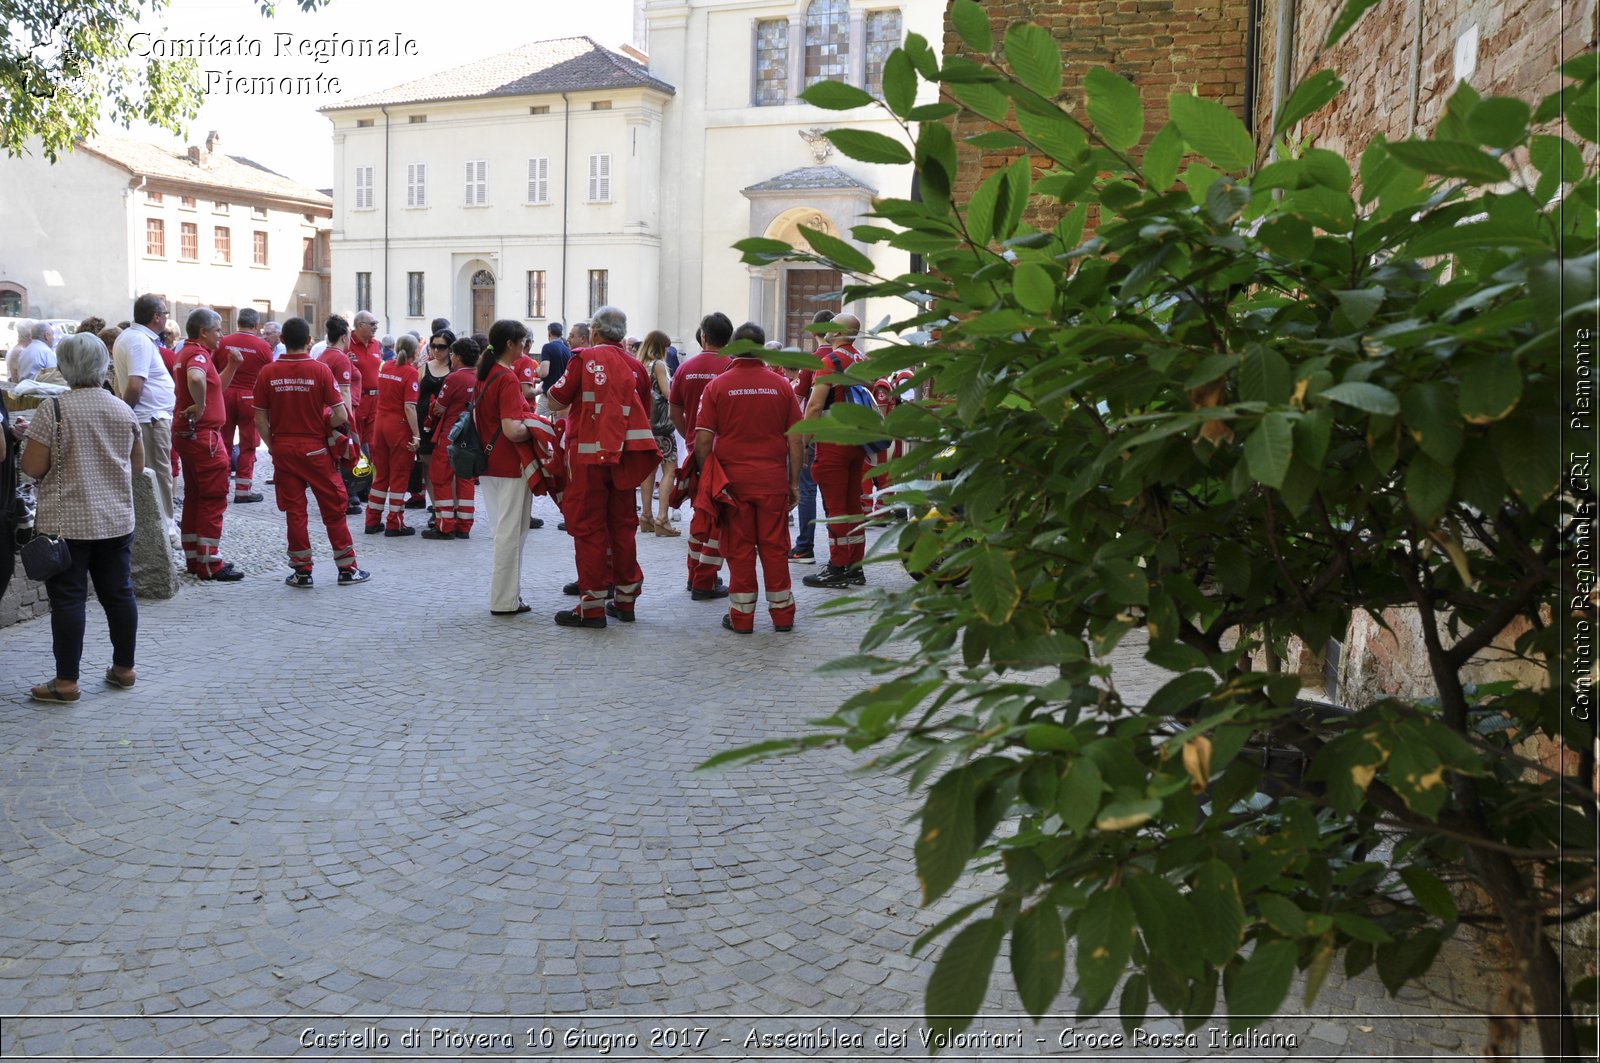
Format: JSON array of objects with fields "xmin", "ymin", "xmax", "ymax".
[{"xmin": 19, "ymin": 332, "xmax": 145, "ymax": 704}]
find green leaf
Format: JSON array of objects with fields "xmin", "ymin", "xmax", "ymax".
[
  {"xmin": 733, "ymin": 236, "xmax": 796, "ymax": 258},
  {"xmin": 1457, "ymin": 353, "xmax": 1522, "ymax": 423},
  {"xmin": 1119, "ymin": 972, "xmax": 1150, "ymax": 1031},
  {"xmin": 1286, "ymin": 186, "xmax": 1355, "ymax": 232},
  {"xmin": 800, "ymin": 80, "xmax": 876, "ymax": 111},
  {"xmin": 1057, "ymin": 756, "xmax": 1104, "ymax": 834},
  {"xmin": 1004, "ymin": 22, "xmax": 1062, "ymax": 98},
  {"xmin": 1465, "ymin": 97, "xmax": 1532, "ymax": 149},
  {"xmin": 1143, "ymin": 671, "xmax": 1217, "ymax": 718},
  {"xmin": 1257, "ymin": 216, "xmax": 1314, "ymax": 261},
  {"xmin": 1094, "ymin": 558, "xmax": 1148, "ymax": 605},
  {"xmin": 1076, "ymin": 887, "xmax": 1136, "ymax": 1015},
  {"xmin": 917, "ymin": 767, "xmax": 977, "ymax": 905},
  {"xmin": 824, "ymin": 127, "xmax": 912, "ymax": 166},
  {"xmin": 1012, "ymin": 903, "xmax": 1067, "ymax": 1019},
  {"xmin": 949, "ymin": 81, "xmax": 1011, "ymax": 124},
  {"xmin": 1126, "ymin": 873, "xmax": 1198, "ymax": 976},
  {"xmin": 1169, "ymin": 93, "xmax": 1256, "ymax": 172},
  {"xmin": 1404, "ymin": 453, "xmax": 1453, "ymax": 525},
  {"xmin": 1324, "ymin": 0, "xmax": 1384, "ymax": 48},
  {"xmin": 1384, "ymin": 140, "xmax": 1510, "ymax": 183},
  {"xmin": 882, "ymin": 50, "xmax": 918, "ymax": 119},
  {"xmin": 1320, "ymin": 381, "xmax": 1400, "ymax": 415},
  {"xmin": 1143, "ymin": 122, "xmax": 1184, "ymax": 190},
  {"xmin": 1530, "ymin": 134, "xmax": 1585, "ymax": 185},
  {"xmin": 1257, "ymin": 894, "xmax": 1313, "ymax": 937},
  {"xmin": 1245, "ymin": 412, "xmax": 1295, "ymax": 489},
  {"xmin": 1095, "ymin": 796, "xmax": 1161, "ymax": 831},
  {"xmin": 1239, "ymin": 346, "xmax": 1292, "ymax": 404},
  {"xmin": 1399, "ymin": 867, "xmax": 1459, "ymax": 922},
  {"xmin": 1333, "ymin": 287, "xmax": 1385, "ymax": 331},
  {"xmin": 1493, "ymin": 415, "xmax": 1560, "ymax": 506},
  {"xmin": 1017, "ymin": 105, "xmax": 1088, "ymax": 165},
  {"xmin": 1224, "ymin": 939, "xmax": 1298, "ymax": 1032},
  {"xmin": 969, "ymin": 545, "xmax": 1022, "ymax": 624},
  {"xmin": 965, "ymin": 130, "xmax": 1028, "ymax": 151},
  {"xmin": 1275, "ymin": 70, "xmax": 1344, "ymax": 134},
  {"xmin": 1407, "ymin": 218, "xmax": 1553, "ymax": 256},
  {"xmin": 951, "ymin": 0, "xmax": 993, "ymax": 52},
  {"xmin": 1084, "ymin": 68, "xmax": 1143, "ymax": 151},
  {"xmin": 1192, "ymin": 860, "xmax": 1246, "ymax": 966},
  {"xmin": 1401, "ymin": 382, "xmax": 1464, "ymax": 463},
  {"xmin": 1013, "ymin": 263, "xmax": 1056, "ymax": 314},
  {"xmin": 798, "ymin": 226, "xmax": 876, "ymax": 274},
  {"xmin": 925, "ymin": 917, "xmax": 1004, "ymax": 1039},
  {"xmin": 1332, "ymin": 912, "xmax": 1393, "ymax": 944}
]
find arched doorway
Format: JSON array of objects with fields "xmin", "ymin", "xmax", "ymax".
[
  {"xmin": 764, "ymin": 208, "xmax": 843, "ymax": 349},
  {"xmin": 471, "ymin": 269, "xmax": 496, "ymax": 334}
]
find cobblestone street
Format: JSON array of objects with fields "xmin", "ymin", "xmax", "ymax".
[{"xmin": 0, "ymin": 454, "xmax": 1501, "ymax": 1060}]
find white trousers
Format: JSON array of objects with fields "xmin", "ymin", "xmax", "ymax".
[{"xmin": 480, "ymin": 474, "xmax": 531, "ymax": 611}]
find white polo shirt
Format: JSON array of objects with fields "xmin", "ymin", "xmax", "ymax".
[{"xmin": 112, "ymin": 323, "xmax": 176, "ymax": 422}]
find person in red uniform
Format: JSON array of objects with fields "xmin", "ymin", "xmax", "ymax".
[
  {"xmin": 348, "ymin": 311, "xmax": 384, "ymax": 455},
  {"xmin": 316, "ymin": 316, "xmax": 363, "ymax": 515},
  {"xmin": 802, "ymin": 312, "xmax": 870, "ymax": 589},
  {"xmin": 364, "ymin": 340, "xmax": 422, "ymax": 535},
  {"xmin": 508, "ymin": 340, "xmax": 548, "ymax": 530},
  {"xmin": 173, "ymin": 308, "xmax": 243, "ymax": 580},
  {"xmin": 547, "ymin": 305, "xmax": 658, "ymax": 628},
  {"xmin": 694, "ymin": 322, "xmax": 804, "ymax": 634},
  {"xmin": 217, "ymin": 308, "xmax": 275, "ymax": 503},
  {"xmin": 252, "ymin": 317, "xmax": 370, "ymax": 587},
  {"xmin": 668, "ymin": 311, "xmax": 735, "ymax": 600},
  {"xmin": 420, "ymin": 336, "xmax": 480, "ymax": 540}
]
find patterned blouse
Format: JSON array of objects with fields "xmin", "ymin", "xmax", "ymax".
[{"xmin": 25, "ymin": 387, "xmax": 140, "ymax": 541}]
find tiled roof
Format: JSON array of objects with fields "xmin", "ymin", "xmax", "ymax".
[
  {"xmin": 742, "ymin": 166, "xmax": 877, "ymax": 195},
  {"xmin": 78, "ymin": 134, "xmax": 331, "ymax": 209},
  {"xmin": 325, "ymin": 36, "xmax": 675, "ymax": 111}
]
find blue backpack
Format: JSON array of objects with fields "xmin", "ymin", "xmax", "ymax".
[{"xmin": 822, "ymin": 351, "xmax": 891, "ymax": 458}]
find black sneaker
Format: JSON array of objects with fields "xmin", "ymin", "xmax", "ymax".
[
  {"xmin": 364, "ymin": 523, "xmax": 384, "ymax": 535},
  {"xmin": 385, "ymin": 525, "xmax": 416, "ymax": 537},
  {"xmin": 453, "ymin": 530, "xmax": 471, "ymax": 539},
  {"xmin": 529, "ymin": 517, "xmax": 545, "ymax": 529},
  {"xmin": 563, "ymin": 581, "xmax": 581, "ymax": 596},
  {"xmin": 405, "ymin": 495, "xmax": 427, "ymax": 509},
  {"xmin": 347, "ymin": 502, "xmax": 363, "ymax": 515},
  {"xmin": 788, "ymin": 546, "xmax": 815, "ymax": 564},
  {"xmin": 233, "ymin": 492, "xmax": 264, "ymax": 503},
  {"xmin": 554, "ymin": 609, "xmax": 605, "ymax": 629},
  {"xmin": 420, "ymin": 527, "xmax": 453, "ymax": 540},
  {"xmin": 284, "ymin": 571, "xmax": 314, "ymax": 589},
  {"xmin": 604, "ymin": 602, "xmax": 635, "ymax": 623},
  {"xmin": 337, "ymin": 567, "xmax": 371, "ymax": 585},
  {"xmin": 557, "ymin": 520, "xmax": 567, "ymax": 531},
  {"xmin": 847, "ymin": 567, "xmax": 866, "ymax": 585},
  {"xmin": 721, "ymin": 614, "xmax": 751, "ymax": 635},
  {"xmin": 803, "ymin": 564, "xmax": 853, "ymax": 589},
  {"xmin": 691, "ymin": 580, "xmax": 730, "ymax": 601},
  {"xmin": 207, "ymin": 565, "xmax": 245, "ymax": 583}
]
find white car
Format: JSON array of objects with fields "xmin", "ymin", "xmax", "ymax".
[{"xmin": 0, "ymin": 317, "xmax": 78, "ymax": 352}]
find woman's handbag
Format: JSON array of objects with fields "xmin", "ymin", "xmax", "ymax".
[
  {"xmin": 650, "ymin": 379, "xmax": 673, "ymax": 437},
  {"xmin": 20, "ymin": 532, "xmax": 71, "ymax": 581}
]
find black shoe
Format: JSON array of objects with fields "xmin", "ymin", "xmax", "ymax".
[
  {"xmin": 453, "ymin": 530, "xmax": 471, "ymax": 539},
  {"xmin": 420, "ymin": 527, "xmax": 453, "ymax": 540},
  {"xmin": 788, "ymin": 547, "xmax": 815, "ymax": 564},
  {"xmin": 605, "ymin": 602, "xmax": 635, "ymax": 623},
  {"xmin": 347, "ymin": 502, "xmax": 363, "ymax": 515},
  {"xmin": 385, "ymin": 525, "xmax": 416, "ymax": 537},
  {"xmin": 563, "ymin": 581, "xmax": 581, "ymax": 596},
  {"xmin": 557, "ymin": 520, "xmax": 567, "ymax": 531},
  {"xmin": 847, "ymin": 567, "xmax": 866, "ymax": 585},
  {"xmin": 404, "ymin": 496, "xmax": 427, "ymax": 509},
  {"xmin": 284, "ymin": 571, "xmax": 314, "ymax": 588},
  {"xmin": 722, "ymin": 614, "xmax": 751, "ymax": 635},
  {"xmin": 774, "ymin": 622, "xmax": 794, "ymax": 633},
  {"xmin": 691, "ymin": 580, "xmax": 729, "ymax": 601},
  {"xmin": 364, "ymin": 523, "xmax": 383, "ymax": 535},
  {"xmin": 338, "ymin": 567, "xmax": 371, "ymax": 585},
  {"xmin": 491, "ymin": 601, "xmax": 532, "ymax": 616},
  {"xmin": 207, "ymin": 566, "xmax": 245, "ymax": 582},
  {"xmin": 554, "ymin": 609, "xmax": 605, "ymax": 629},
  {"xmin": 803, "ymin": 564, "xmax": 853, "ymax": 589},
  {"xmin": 233, "ymin": 492, "xmax": 264, "ymax": 503},
  {"xmin": 529, "ymin": 517, "xmax": 545, "ymax": 529}
]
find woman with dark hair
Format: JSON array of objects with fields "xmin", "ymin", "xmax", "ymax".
[
  {"xmin": 474, "ymin": 320, "xmax": 537, "ymax": 614},
  {"xmin": 636, "ymin": 330, "xmax": 679, "ymax": 536},
  {"xmin": 364, "ymin": 335, "xmax": 422, "ymax": 535},
  {"xmin": 411, "ymin": 328, "xmax": 455, "ymax": 519},
  {"xmin": 421, "ymin": 336, "xmax": 480, "ymax": 540}
]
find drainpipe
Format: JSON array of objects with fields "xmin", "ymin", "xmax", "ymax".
[
  {"xmin": 1405, "ymin": 0, "xmax": 1425, "ymax": 134},
  {"xmin": 561, "ymin": 92, "xmax": 572, "ymax": 326},
  {"xmin": 1267, "ymin": 0, "xmax": 1296, "ymax": 162},
  {"xmin": 380, "ymin": 104, "xmax": 392, "ymax": 331},
  {"xmin": 1244, "ymin": 0, "xmax": 1262, "ymax": 137},
  {"xmin": 127, "ymin": 176, "xmax": 147, "ymax": 303}
]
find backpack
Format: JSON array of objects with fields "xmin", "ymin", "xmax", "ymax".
[
  {"xmin": 448, "ymin": 369, "xmax": 505, "ymax": 479},
  {"xmin": 822, "ymin": 351, "xmax": 891, "ymax": 458}
]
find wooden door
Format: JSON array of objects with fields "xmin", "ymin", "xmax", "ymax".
[
  {"xmin": 471, "ymin": 269, "xmax": 495, "ymax": 334},
  {"xmin": 784, "ymin": 268, "xmax": 842, "ymax": 348}
]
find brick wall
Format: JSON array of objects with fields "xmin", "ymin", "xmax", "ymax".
[{"xmin": 1, "ymin": 569, "xmax": 50, "ymax": 629}]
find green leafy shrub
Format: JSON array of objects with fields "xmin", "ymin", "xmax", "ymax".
[{"xmin": 714, "ymin": 8, "xmax": 1598, "ymax": 1058}]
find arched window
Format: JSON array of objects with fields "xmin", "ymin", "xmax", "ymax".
[
  {"xmin": 0, "ymin": 283, "xmax": 25, "ymax": 317},
  {"xmin": 804, "ymin": 0, "xmax": 849, "ymax": 86}
]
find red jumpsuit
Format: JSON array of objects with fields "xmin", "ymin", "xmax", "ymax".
[
  {"xmin": 424, "ymin": 368, "xmax": 478, "ymax": 534},
  {"xmin": 173, "ymin": 340, "xmax": 232, "ymax": 577},
  {"xmin": 218, "ymin": 330, "xmax": 274, "ymax": 495},
  {"xmin": 349, "ymin": 337, "xmax": 384, "ymax": 449},
  {"xmin": 548, "ymin": 343, "xmax": 658, "ymax": 620},
  {"xmin": 668, "ymin": 348, "xmax": 733, "ymax": 591},
  {"xmin": 366, "ymin": 361, "xmax": 420, "ymax": 530},
  {"xmin": 812, "ymin": 345, "xmax": 869, "ymax": 571},
  {"xmin": 253, "ymin": 355, "xmax": 358, "ymax": 575},
  {"xmin": 696, "ymin": 358, "xmax": 803, "ymax": 632}
]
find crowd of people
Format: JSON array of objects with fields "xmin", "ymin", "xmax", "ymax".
[{"xmin": 2, "ymin": 294, "xmax": 906, "ymax": 702}]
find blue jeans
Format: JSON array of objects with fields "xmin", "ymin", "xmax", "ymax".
[
  {"xmin": 795, "ymin": 445, "xmax": 818, "ymax": 552},
  {"xmin": 44, "ymin": 532, "xmax": 137, "ymax": 683}
]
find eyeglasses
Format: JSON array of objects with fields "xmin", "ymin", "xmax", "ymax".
[{"xmin": 429, "ymin": 343, "xmax": 449, "ymax": 350}]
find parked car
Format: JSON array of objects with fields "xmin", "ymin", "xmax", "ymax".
[{"xmin": 0, "ymin": 317, "xmax": 78, "ymax": 354}]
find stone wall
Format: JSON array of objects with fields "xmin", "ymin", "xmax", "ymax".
[{"xmin": 0, "ymin": 568, "xmax": 49, "ymax": 628}]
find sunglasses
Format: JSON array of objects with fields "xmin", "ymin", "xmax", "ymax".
[{"xmin": 430, "ymin": 343, "xmax": 450, "ymax": 350}]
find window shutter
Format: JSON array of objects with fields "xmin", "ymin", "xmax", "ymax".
[
  {"xmin": 528, "ymin": 157, "xmax": 550, "ymax": 203},
  {"xmin": 589, "ymin": 154, "xmax": 611, "ymax": 202},
  {"xmin": 464, "ymin": 161, "xmax": 475, "ymax": 205},
  {"xmin": 476, "ymin": 160, "xmax": 488, "ymax": 205}
]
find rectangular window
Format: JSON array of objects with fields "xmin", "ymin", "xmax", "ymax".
[
  {"xmin": 591, "ymin": 100, "xmax": 611, "ymax": 110},
  {"xmin": 214, "ymin": 226, "xmax": 231, "ymax": 263},
  {"xmin": 180, "ymin": 222, "xmax": 198, "ymax": 261},
  {"xmin": 213, "ymin": 200, "xmax": 229, "ymax": 213},
  {"xmin": 526, "ymin": 157, "xmax": 550, "ymax": 204},
  {"xmin": 529, "ymin": 105, "xmax": 550, "ymax": 114},
  {"xmin": 407, "ymin": 272, "xmax": 425, "ymax": 316},
  {"xmin": 527, "ymin": 270, "xmax": 547, "ymax": 318},
  {"xmin": 302, "ymin": 236, "xmax": 315, "ymax": 270},
  {"xmin": 146, "ymin": 190, "xmax": 163, "ymax": 203},
  {"xmin": 356, "ymin": 118, "xmax": 375, "ymax": 128},
  {"xmin": 354, "ymin": 166, "xmax": 375, "ymax": 210},
  {"xmin": 805, "ymin": 0, "xmax": 850, "ymax": 85},
  {"xmin": 356, "ymin": 273, "xmax": 372, "ymax": 313},
  {"xmin": 302, "ymin": 302, "xmax": 316, "ymax": 321},
  {"xmin": 180, "ymin": 195, "xmax": 197, "ymax": 209},
  {"xmin": 587, "ymin": 269, "xmax": 608, "ymax": 315},
  {"xmin": 146, "ymin": 218, "xmax": 165, "ymax": 257},
  {"xmin": 406, "ymin": 162, "xmax": 428, "ymax": 207},
  {"xmin": 587, "ymin": 153, "xmax": 611, "ymax": 202},
  {"xmin": 253, "ymin": 231, "xmax": 268, "ymax": 266},
  {"xmin": 251, "ymin": 204, "xmax": 267, "ymax": 220},
  {"xmin": 865, "ymin": 10, "xmax": 903, "ymax": 99},
  {"xmin": 464, "ymin": 159, "xmax": 488, "ymax": 206},
  {"xmin": 754, "ymin": 19, "xmax": 789, "ymax": 106},
  {"xmin": 408, "ymin": 114, "xmax": 427, "ymax": 124}
]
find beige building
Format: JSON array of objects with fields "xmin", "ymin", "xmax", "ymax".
[{"xmin": 0, "ymin": 132, "xmax": 331, "ymax": 330}]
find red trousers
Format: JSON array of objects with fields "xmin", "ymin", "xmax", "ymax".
[
  {"xmin": 357, "ymin": 395, "xmax": 378, "ymax": 453},
  {"xmin": 271, "ymin": 435, "xmax": 356, "ymax": 573},
  {"xmin": 813, "ymin": 442, "xmax": 866, "ymax": 569},
  {"xmin": 366, "ymin": 419, "xmax": 414, "ymax": 528},
  {"xmin": 686, "ymin": 504, "xmax": 724, "ymax": 591},
  {"xmin": 428, "ymin": 445, "xmax": 477, "ymax": 533},
  {"xmin": 174, "ymin": 428, "xmax": 230, "ymax": 576},
  {"xmin": 221, "ymin": 389, "xmax": 260, "ymax": 493},
  {"xmin": 722, "ymin": 493, "xmax": 795, "ymax": 632},
  {"xmin": 563, "ymin": 463, "xmax": 642, "ymax": 619}
]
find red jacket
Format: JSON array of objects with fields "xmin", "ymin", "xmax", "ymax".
[{"xmin": 548, "ymin": 343, "xmax": 657, "ymax": 485}]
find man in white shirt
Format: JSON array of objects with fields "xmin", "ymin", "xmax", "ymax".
[
  {"xmin": 263, "ymin": 320, "xmax": 285, "ymax": 359},
  {"xmin": 113, "ymin": 294, "xmax": 179, "ymax": 534},
  {"xmin": 14, "ymin": 321, "xmax": 58, "ymax": 380}
]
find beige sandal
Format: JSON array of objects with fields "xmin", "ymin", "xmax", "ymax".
[
  {"xmin": 655, "ymin": 520, "xmax": 681, "ymax": 537},
  {"xmin": 639, "ymin": 515, "xmax": 658, "ymax": 533}
]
